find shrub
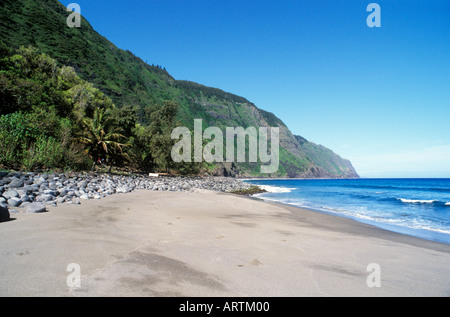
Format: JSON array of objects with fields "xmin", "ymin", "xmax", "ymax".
[
  {"xmin": 0, "ymin": 111, "xmax": 67, "ymax": 170},
  {"xmin": 22, "ymin": 135, "xmax": 64, "ymax": 170},
  {"xmin": 0, "ymin": 112, "xmax": 40, "ymax": 168}
]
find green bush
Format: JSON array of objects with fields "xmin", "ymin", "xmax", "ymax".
[
  {"xmin": 0, "ymin": 111, "xmax": 67, "ymax": 170},
  {"xmin": 0, "ymin": 112, "xmax": 40, "ymax": 168},
  {"xmin": 0, "ymin": 128, "xmax": 25, "ymax": 168},
  {"xmin": 62, "ymin": 142, "xmax": 93, "ymax": 171},
  {"xmin": 22, "ymin": 135, "xmax": 64, "ymax": 170}
]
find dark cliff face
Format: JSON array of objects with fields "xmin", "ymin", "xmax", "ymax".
[{"xmin": 0, "ymin": 0, "xmax": 359, "ymax": 178}]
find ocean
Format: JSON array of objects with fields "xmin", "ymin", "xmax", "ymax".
[{"xmin": 244, "ymin": 178, "xmax": 450, "ymax": 244}]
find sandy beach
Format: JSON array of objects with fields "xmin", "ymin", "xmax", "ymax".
[{"xmin": 0, "ymin": 189, "xmax": 449, "ymax": 297}]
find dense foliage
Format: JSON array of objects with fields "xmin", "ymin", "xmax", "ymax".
[{"xmin": 0, "ymin": 44, "xmax": 183, "ymax": 173}]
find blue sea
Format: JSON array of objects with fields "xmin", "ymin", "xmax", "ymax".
[{"xmin": 245, "ymin": 178, "xmax": 450, "ymax": 244}]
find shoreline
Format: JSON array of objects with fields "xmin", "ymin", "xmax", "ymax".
[
  {"xmin": 245, "ymin": 179, "xmax": 450, "ymax": 245},
  {"xmin": 263, "ymin": 198, "xmax": 450, "ymax": 253},
  {"xmin": 253, "ymin": 195, "xmax": 450, "ymax": 246},
  {"xmin": 1, "ymin": 189, "xmax": 449, "ymax": 296},
  {"xmin": 239, "ymin": 192, "xmax": 450, "ymax": 253}
]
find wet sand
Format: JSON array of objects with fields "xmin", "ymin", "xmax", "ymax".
[{"xmin": 0, "ymin": 189, "xmax": 449, "ymax": 297}]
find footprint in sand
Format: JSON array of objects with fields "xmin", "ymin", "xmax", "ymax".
[
  {"xmin": 238, "ymin": 259, "xmax": 263, "ymax": 267},
  {"xmin": 250, "ymin": 259, "xmax": 263, "ymax": 267}
]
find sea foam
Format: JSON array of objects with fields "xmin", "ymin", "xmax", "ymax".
[
  {"xmin": 398, "ymin": 198, "xmax": 437, "ymax": 204},
  {"xmin": 258, "ymin": 185, "xmax": 295, "ymax": 193}
]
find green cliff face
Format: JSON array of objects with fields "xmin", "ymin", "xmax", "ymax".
[{"xmin": 0, "ymin": 0, "xmax": 359, "ymax": 178}]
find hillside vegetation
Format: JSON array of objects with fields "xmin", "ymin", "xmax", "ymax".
[{"xmin": 0, "ymin": 0, "xmax": 359, "ymax": 178}]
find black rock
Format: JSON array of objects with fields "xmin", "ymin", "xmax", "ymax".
[{"xmin": 0, "ymin": 205, "xmax": 10, "ymax": 222}]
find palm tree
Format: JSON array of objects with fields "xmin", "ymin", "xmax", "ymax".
[{"xmin": 78, "ymin": 107, "xmax": 129, "ymax": 172}]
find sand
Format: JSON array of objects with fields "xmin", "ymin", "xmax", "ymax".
[{"xmin": 0, "ymin": 189, "xmax": 449, "ymax": 297}]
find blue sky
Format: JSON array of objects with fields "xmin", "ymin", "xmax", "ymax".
[{"xmin": 60, "ymin": 0, "xmax": 450, "ymax": 178}]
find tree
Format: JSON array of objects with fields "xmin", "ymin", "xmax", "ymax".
[
  {"xmin": 78, "ymin": 107, "xmax": 129, "ymax": 171},
  {"xmin": 109, "ymin": 104, "xmax": 138, "ymax": 137},
  {"xmin": 0, "ymin": 41, "xmax": 11, "ymax": 59},
  {"xmin": 147, "ymin": 100, "xmax": 179, "ymax": 172}
]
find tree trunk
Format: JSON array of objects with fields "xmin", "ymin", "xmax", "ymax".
[{"xmin": 108, "ymin": 160, "xmax": 114, "ymax": 173}]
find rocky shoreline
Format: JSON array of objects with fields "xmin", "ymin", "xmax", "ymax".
[{"xmin": 0, "ymin": 171, "xmax": 252, "ymax": 218}]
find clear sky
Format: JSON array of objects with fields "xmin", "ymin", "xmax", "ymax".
[{"xmin": 60, "ymin": 0, "xmax": 450, "ymax": 178}]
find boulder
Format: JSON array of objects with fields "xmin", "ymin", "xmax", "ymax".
[
  {"xmin": 78, "ymin": 180, "xmax": 88, "ymax": 189},
  {"xmin": 43, "ymin": 189, "xmax": 58, "ymax": 196},
  {"xmin": 7, "ymin": 197, "xmax": 22, "ymax": 207},
  {"xmin": 35, "ymin": 194, "xmax": 55, "ymax": 202},
  {"xmin": 58, "ymin": 188, "xmax": 69, "ymax": 197},
  {"xmin": 25, "ymin": 202, "xmax": 47, "ymax": 214},
  {"xmin": 48, "ymin": 182, "xmax": 58, "ymax": 190},
  {"xmin": 56, "ymin": 197, "xmax": 66, "ymax": 204},
  {"xmin": 0, "ymin": 205, "xmax": 10, "ymax": 222},
  {"xmin": 7, "ymin": 178, "xmax": 24, "ymax": 188},
  {"xmin": 20, "ymin": 194, "xmax": 31, "ymax": 202},
  {"xmin": 3, "ymin": 189, "xmax": 19, "ymax": 199}
]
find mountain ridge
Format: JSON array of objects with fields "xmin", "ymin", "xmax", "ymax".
[{"xmin": 0, "ymin": 0, "xmax": 359, "ymax": 178}]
